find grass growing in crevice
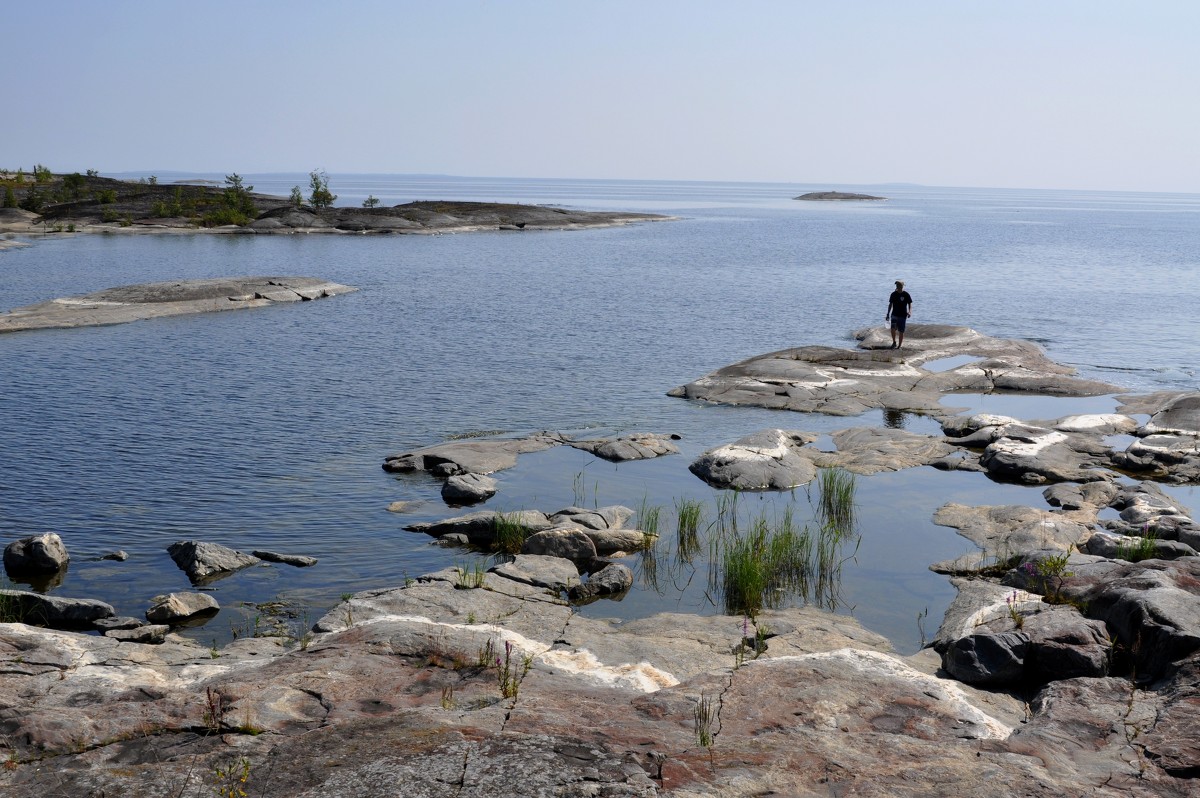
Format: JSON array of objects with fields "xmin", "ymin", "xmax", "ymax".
[
  {"xmin": 492, "ymin": 511, "xmax": 528, "ymax": 555},
  {"xmin": 455, "ymin": 560, "xmax": 487, "ymax": 589},
  {"xmin": 1116, "ymin": 531, "xmax": 1158, "ymax": 562}
]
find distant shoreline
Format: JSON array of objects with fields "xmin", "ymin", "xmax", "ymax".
[{"xmin": 0, "ymin": 171, "xmax": 672, "ymax": 240}]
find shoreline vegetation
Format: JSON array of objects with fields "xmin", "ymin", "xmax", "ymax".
[{"xmin": 0, "ymin": 166, "xmax": 670, "ymax": 241}]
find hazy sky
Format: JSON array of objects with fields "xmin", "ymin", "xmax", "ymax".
[{"xmin": 5, "ymin": 1, "xmax": 1198, "ymax": 192}]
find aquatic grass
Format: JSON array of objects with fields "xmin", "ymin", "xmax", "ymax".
[
  {"xmin": 492, "ymin": 511, "xmax": 528, "ymax": 555},
  {"xmin": 814, "ymin": 468, "xmax": 856, "ymax": 535},
  {"xmin": 637, "ymin": 531, "xmax": 665, "ymax": 594},
  {"xmin": 674, "ymin": 497, "xmax": 705, "ymax": 564},
  {"xmin": 637, "ymin": 496, "xmax": 662, "ymax": 537},
  {"xmin": 715, "ymin": 505, "xmax": 859, "ymax": 617},
  {"xmin": 713, "ymin": 489, "xmax": 740, "ymax": 541}
]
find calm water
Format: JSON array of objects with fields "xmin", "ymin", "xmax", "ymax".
[{"xmin": 2, "ymin": 175, "xmax": 1198, "ymax": 653}]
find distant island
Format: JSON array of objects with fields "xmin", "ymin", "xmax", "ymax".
[
  {"xmin": 794, "ymin": 191, "xmax": 886, "ymax": 201},
  {"xmin": 0, "ymin": 167, "xmax": 669, "ymax": 238}
]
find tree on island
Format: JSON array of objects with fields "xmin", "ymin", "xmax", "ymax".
[
  {"xmin": 2, "ymin": 185, "xmax": 16, "ymax": 209},
  {"xmin": 362, "ymin": 195, "xmax": 380, "ymax": 208},
  {"xmin": 289, "ymin": 186, "xmax": 304, "ymax": 208},
  {"xmin": 309, "ymin": 170, "xmax": 336, "ymax": 209}
]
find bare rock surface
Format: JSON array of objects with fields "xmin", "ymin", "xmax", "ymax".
[
  {"xmin": 568, "ymin": 432, "xmax": 681, "ymax": 461},
  {"xmin": 250, "ymin": 549, "xmax": 319, "ymax": 567},
  {"xmin": 383, "ymin": 433, "xmax": 567, "ymax": 476},
  {"xmin": 798, "ymin": 426, "xmax": 957, "ymax": 474},
  {"xmin": 931, "ymin": 503, "xmax": 1093, "ymax": 571},
  {"xmin": 670, "ymin": 326, "xmax": 1121, "ymax": 421},
  {"xmin": 0, "ymin": 276, "xmax": 356, "ymax": 333},
  {"xmin": 0, "ymin": 568, "xmax": 1195, "ymax": 796}
]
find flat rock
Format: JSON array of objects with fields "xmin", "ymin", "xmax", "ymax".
[
  {"xmin": 0, "ymin": 589, "xmax": 114, "ymax": 629},
  {"xmin": 671, "ymin": 326, "xmax": 1120, "ymax": 421},
  {"xmin": 932, "ymin": 503, "xmax": 1092, "ymax": 569},
  {"xmin": 567, "ymin": 432, "xmax": 680, "ymax": 461},
  {"xmin": 0, "ymin": 276, "xmax": 356, "ymax": 333},
  {"xmin": 489, "ymin": 554, "xmax": 580, "ymax": 590},
  {"xmin": 405, "ymin": 509, "xmax": 553, "ymax": 547},
  {"xmin": 0, "ymin": 571, "xmax": 1195, "ymax": 796},
  {"xmin": 250, "ymin": 550, "xmax": 318, "ymax": 567},
  {"xmin": 383, "ymin": 433, "xmax": 565, "ymax": 476},
  {"xmin": 798, "ymin": 426, "xmax": 956, "ymax": 474}
]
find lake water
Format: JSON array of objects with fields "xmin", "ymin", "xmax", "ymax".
[{"xmin": 2, "ymin": 175, "xmax": 1198, "ymax": 653}]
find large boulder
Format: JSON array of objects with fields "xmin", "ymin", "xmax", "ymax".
[
  {"xmin": 689, "ymin": 429, "xmax": 819, "ymax": 490},
  {"xmin": 520, "ymin": 526, "xmax": 598, "ymax": 561},
  {"xmin": 566, "ymin": 562, "xmax": 633, "ymax": 602},
  {"xmin": 167, "ymin": 540, "xmax": 260, "ymax": 583},
  {"xmin": 3, "ymin": 533, "xmax": 69, "ymax": 576}
]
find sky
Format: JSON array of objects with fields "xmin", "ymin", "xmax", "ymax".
[{"xmin": 4, "ymin": 0, "xmax": 1199, "ymax": 192}]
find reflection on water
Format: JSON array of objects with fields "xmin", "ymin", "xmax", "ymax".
[{"xmin": 883, "ymin": 408, "xmax": 909, "ymax": 429}]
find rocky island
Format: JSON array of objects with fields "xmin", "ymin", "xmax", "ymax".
[
  {"xmin": 794, "ymin": 190, "xmax": 886, "ymax": 201},
  {"xmin": 2, "ymin": 323, "xmax": 1198, "ymax": 795},
  {"xmin": 0, "ymin": 169, "xmax": 669, "ymax": 239}
]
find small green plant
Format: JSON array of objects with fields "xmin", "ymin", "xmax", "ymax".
[
  {"xmin": 362, "ymin": 195, "xmax": 380, "ymax": 208},
  {"xmin": 1004, "ymin": 590, "xmax": 1025, "ymax": 629},
  {"xmin": 203, "ymin": 686, "xmax": 224, "ymax": 733},
  {"xmin": 1117, "ymin": 526, "xmax": 1158, "ymax": 562},
  {"xmin": 455, "ymin": 560, "xmax": 487, "ymax": 589},
  {"xmin": 495, "ymin": 639, "xmax": 532, "ymax": 699},
  {"xmin": 477, "ymin": 637, "xmax": 497, "ymax": 668},
  {"xmin": 32, "ymin": 164, "xmax": 53, "ymax": 183},
  {"xmin": 289, "ymin": 185, "xmax": 304, "ymax": 208},
  {"xmin": 1022, "ymin": 550, "xmax": 1073, "ymax": 603},
  {"xmin": 694, "ymin": 694, "xmax": 716, "ymax": 748},
  {"xmin": 212, "ymin": 756, "xmax": 251, "ymax": 798}
]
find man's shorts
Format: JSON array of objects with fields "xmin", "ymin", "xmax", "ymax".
[{"xmin": 890, "ymin": 315, "xmax": 907, "ymax": 332}]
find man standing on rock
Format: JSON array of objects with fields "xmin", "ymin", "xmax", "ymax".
[{"xmin": 885, "ymin": 280, "xmax": 913, "ymax": 349}]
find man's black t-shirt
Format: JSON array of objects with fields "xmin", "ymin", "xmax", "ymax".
[{"xmin": 888, "ymin": 290, "xmax": 912, "ymax": 318}]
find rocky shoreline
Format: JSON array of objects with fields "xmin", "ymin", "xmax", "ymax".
[
  {"xmin": 0, "ymin": 172, "xmax": 669, "ymax": 240},
  {"xmin": 2, "ymin": 325, "xmax": 1198, "ymax": 795}
]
